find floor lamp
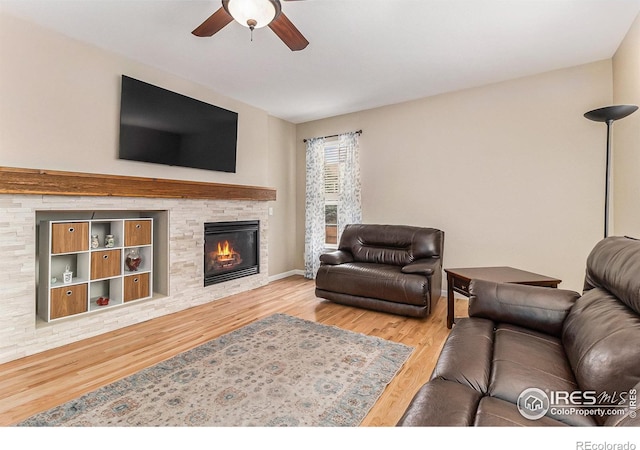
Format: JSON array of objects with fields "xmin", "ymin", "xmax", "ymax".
[{"xmin": 584, "ymin": 104, "xmax": 638, "ymax": 238}]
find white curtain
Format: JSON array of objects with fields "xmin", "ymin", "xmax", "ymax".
[
  {"xmin": 304, "ymin": 137, "xmax": 325, "ymax": 279},
  {"xmin": 337, "ymin": 131, "xmax": 362, "ymax": 238}
]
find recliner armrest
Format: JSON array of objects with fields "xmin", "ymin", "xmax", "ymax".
[
  {"xmin": 319, "ymin": 250, "xmax": 354, "ymax": 265},
  {"xmin": 401, "ymin": 258, "xmax": 440, "ymax": 276},
  {"xmin": 468, "ymin": 279, "xmax": 580, "ymax": 337}
]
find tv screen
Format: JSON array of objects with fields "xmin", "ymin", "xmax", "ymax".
[{"xmin": 118, "ymin": 75, "xmax": 238, "ymax": 173}]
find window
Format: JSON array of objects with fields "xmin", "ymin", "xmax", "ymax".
[{"xmin": 323, "ymin": 139, "xmax": 342, "ymax": 247}]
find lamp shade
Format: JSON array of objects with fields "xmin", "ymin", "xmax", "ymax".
[
  {"xmin": 223, "ymin": 0, "xmax": 281, "ymax": 29},
  {"xmin": 584, "ymin": 105, "xmax": 638, "ymax": 123}
]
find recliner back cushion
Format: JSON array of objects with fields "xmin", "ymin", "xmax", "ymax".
[
  {"xmin": 339, "ymin": 224, "xmax": 444, "ymax": 266},
  {"xmin": 583, "ymin": 236, "xmax": 640, "ymax": 314},
  {"xmin": 562, "ymin": 236, "xmax": 640, "ymax": 425},
  {"xmin": 561, "ymin": 288, "xmax": 640, "ymax": 424}
]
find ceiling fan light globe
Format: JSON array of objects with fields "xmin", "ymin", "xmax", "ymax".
[{"xmin": 223, "ymin": 0, "xmax": 280, "ymax": 29}]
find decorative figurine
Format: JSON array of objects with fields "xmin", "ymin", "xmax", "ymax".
[{"xmin": 62, "ymin": 265, "xmax": 73, "ymax": 284}]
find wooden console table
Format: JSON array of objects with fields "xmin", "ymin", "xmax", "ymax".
[{"xmin": 445, "ymin": 266, "xmax": 561, "ymax": 329}]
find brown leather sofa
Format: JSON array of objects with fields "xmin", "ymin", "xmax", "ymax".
[
  {"xmin": 315, "ymin": 224, "xmax": 444, "ymax": 318},
  {"xmin": 397, "ymin": 236, "xmax": 640, "ymax": 426}
]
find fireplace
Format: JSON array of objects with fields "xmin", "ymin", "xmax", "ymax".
[{"xmin": 204, "ymin": 221, "xmax": 259, "ymax": 286}]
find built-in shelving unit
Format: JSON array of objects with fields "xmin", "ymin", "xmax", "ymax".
[{"xmin": 38, "ymin": 217, "xmax": 153, "ymax": 322}]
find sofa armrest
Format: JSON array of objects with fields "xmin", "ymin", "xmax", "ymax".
[
  {"xmin": 468, "ymin": 279, "xmax": 580, "ymax": 337},
  {"xmin": 319, "ymin": 250, "xmax": 354, "ymax": 265},
  {"xmin": 401, "ymin": 258, "xmax": 440, "ymax": 276}
]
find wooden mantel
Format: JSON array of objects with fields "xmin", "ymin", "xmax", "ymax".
[{"xmin": 0, "ymin": 167, "xmax": 276, "ymax": 201}]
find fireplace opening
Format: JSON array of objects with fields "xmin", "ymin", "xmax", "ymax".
[{"xmin": 204, "ymin": 221, "xmax": 259, "ymax": 286}]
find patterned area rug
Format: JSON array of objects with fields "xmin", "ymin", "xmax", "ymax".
[{"xmin": 19, "ymin": 313, "xmax": 413, "ymax": 426}]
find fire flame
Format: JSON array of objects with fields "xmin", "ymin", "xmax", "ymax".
[
  {"xmin": 215, "ymin": 240, "xmax": 239, "ymax": 261},
  {"xmin": 207, "ymin": 239, "xmax": 242, "ymax": 271},
  {"xmin": 217, "ymin": 240, "xmax": 233, "ymax": 257}
]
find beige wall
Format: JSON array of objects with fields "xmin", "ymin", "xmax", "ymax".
[
  {"xmin": 297, "ymin": 61, "xmax": 613, "ymax": 292},
  {"xmin": 0, "ymin": 12, "xmax": 297, "ymax": 277},
  {"xmin": 267, "ymin": 116, "xmax": 299, "ymax": 276},
  {"xmin": 0, "ymin": 14, "xmax": 270, "ymax": 186},
  {"xmin": 612, "ymin": 12, "xmax": 640, "ymax": 237}
]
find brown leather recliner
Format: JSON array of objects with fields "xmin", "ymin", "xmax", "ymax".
[
  {"xmin": 397, "ymin": 236, "xmax": 640, "ymax": 426},
  {"xmin": 315, "ymin": 224, "xmax": 444, "ymax": 318}
]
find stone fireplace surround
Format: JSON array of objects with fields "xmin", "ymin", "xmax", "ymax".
[{"xmin": 0, "ymin": 167, "xmax": 275, "ymax": 364}]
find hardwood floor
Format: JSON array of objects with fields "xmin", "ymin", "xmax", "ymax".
[{"xmin": 0, "ymin": 276, "xmax": 469, "ymax": 426}]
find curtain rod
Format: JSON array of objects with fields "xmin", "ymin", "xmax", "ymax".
[{"xmin": 303, "ymin": 129, "xmax": 362, "ymax": 143}]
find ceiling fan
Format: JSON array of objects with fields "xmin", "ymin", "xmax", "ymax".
[{"xmin": 192, "ymin": 0, "xmax": 309, "ymax": 51}]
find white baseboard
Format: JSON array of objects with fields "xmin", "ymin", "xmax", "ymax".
[{"xmin": 269, "ymin": 269, "xmax": 305, "ymax": 282}]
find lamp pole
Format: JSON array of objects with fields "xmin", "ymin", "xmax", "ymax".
[{"xmin": 584, "ymin": 105, "xmax": 638, "ymax": 238}]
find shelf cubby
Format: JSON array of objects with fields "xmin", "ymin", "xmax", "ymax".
[
  {"xmin": 89, "ymin": 220, "xmax": 124, "ymax": 250},
  {"xmin": 89, "ymin": 278, "xmax": 124, "ymax": 312}
]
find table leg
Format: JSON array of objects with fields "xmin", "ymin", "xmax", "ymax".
[{"xmin": 447, "ymin": 272, "xmax": 455, "ymax": 329}]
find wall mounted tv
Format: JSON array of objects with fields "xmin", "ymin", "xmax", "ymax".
[{"xmin": 118, "ymin": 75, "xmax": 238, "ymax": 173}]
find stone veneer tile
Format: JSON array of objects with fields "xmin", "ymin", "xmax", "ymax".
[{"xmin": 0, "ymin": 195, "xmax": 269, "ymax": 364}]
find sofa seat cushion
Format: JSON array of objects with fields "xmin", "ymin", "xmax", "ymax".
[
  {"xmin": 474, "ymin": 397, "xmax": 568, "ymax": 426},
  {"xmin": 419, "ymin": 319, "xmax": 597, "ymax": 426},
  {"xmin": 315, "ymin": 262, "xmax": 428, "ymax": 306},
  {"xmin": 489, "ymin": 323, "xmax": 596, "ymax": 426}
]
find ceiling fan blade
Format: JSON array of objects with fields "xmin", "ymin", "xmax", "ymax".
[
  {"xmin": 192, "ymin": 7, "xmax": 233, "ymax": 37},
  {"xmin": 269, "ymin": 12, "xmax": 309, "ymax": 51}
]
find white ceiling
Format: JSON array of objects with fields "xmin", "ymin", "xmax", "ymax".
[{"xmin": 2, "ymin": 0, "xmax": 640, "ymax": 123}]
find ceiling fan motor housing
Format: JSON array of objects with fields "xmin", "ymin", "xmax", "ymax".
[{"xmin": 222, "ymin": 0, "xmax": 282, "ymax": 29}]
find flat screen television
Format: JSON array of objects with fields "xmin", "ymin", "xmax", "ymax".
[{"xmin": 118, "ymin": 75, "xmax": 238, "ymax": 173}]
